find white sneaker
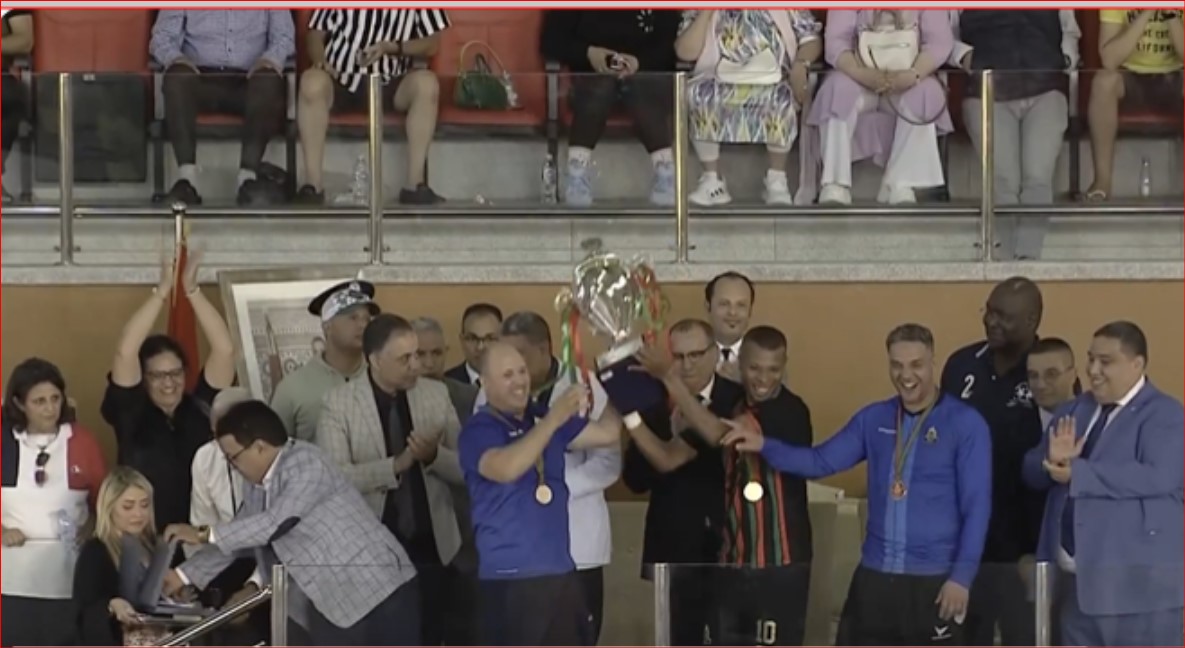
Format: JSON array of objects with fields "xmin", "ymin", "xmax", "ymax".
[
  {"xmin": 763, "ymin": 173, "xmax": 794, "ymax": 205},
  {"xmin": 819, "ymin": 183, "xmax": 852, "ymax": 205},
  {"xmin": 878, "ymin": 184, "xmax": 916, "ymax": 205},
  {"xmin": 689, "ymin": 173, "xmax": 731, "ymax": 206}
]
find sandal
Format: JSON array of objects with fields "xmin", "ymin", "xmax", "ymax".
[{"xmin": 1084, "ymin": 188, "xmax": 1109, "ymax": 202}]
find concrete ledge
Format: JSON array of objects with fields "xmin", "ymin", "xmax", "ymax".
[{"xmin": 4, "ymin": 260, "xmax": 1182, "ymax": 286}]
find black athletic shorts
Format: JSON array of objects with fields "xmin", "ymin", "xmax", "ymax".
[
  {"xmin": 836, "ymin": 565, "xmax": 965, "ymax": 646},
  {"xmin": 707, "ymin": 564, "xmax": 811, "ymax": 646}
]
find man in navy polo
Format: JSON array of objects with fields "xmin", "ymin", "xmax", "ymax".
[
  {"xmin": 941, "ymin": 276, "xmax": 1046, "ymax": 646},
  {"xmin": 458, "ymin": 341, "xmax": 623, "ymax": 646}
]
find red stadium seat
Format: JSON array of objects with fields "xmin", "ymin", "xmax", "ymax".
[
  {"xmin": 431, "ymin": 10, "xmax": 547, "ymax": 132},
  {"xmin": 32, "ymin": 10, "xmax": 151, "ymax": 73}
]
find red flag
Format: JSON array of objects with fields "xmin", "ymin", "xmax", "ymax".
[{"xmin": 168, "ymin": 231, "xmax": 201, "ymax": 392}]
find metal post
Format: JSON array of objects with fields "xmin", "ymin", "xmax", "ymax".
[
  {"xmin": 653, "ymin": 562, "xmax": 672, "ymax": 647},
  {"xmin": 978, "ymin": 69, "xmax": 995, "ymax": 261},
  {"xmin": 366, "ymin": 73, "xmax": 384, "ymax": 265},
  {"xmin": 57, "ymin": 73, "xmax": 75, "ymax": 265},
  {"xmin": 270, "ymin": 564, "xmax": 289, "ymax": 647},
  {"xmin": 1034, "ymin": 561, "xmax": 1053, "ymax": 646},
  {"xmin": 159, "ymin": 585, "xmax": 273, "ymax": 646},
  {"xmin": 672, "ymin": 72, "xmax": 689, "ymax": 263}
]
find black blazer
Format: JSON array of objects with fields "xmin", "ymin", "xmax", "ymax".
[
  {"xmin": 444, "ymin": 363, "xmax": 474, "ymax": 385},
  {"xmin": 74, "ymin": 538, "xmax": 122, "ymax": 647},
  {"xmin": 623, "ymin": 375, "xmax": 746, "ymax": 574}
]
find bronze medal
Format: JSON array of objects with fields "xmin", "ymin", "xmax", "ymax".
[
  {"xmin": 891, "ymin": 479, "xmax": 907, "ymax": 500},
  {"xmin": 535, "ymin": 484, "xmax": 553, "ymax": 505}
]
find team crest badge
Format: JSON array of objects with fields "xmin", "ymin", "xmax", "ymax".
[{"xmin": 924, "ymin": 427, "xmax": 939, "ymax": 444}]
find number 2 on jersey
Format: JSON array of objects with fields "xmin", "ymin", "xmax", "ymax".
[{"xmin": 961, "ymin": 374, "xmax": 975, "ymax": 399}]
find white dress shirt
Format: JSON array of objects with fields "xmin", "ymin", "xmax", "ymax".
[
  {"xmin": 1056, "ymin": 376, "xmax": 1146, "ymax": 573},
  {"xmin": 716, "ymin": 339, "xmax": 742, "ymax": 370},
  {"xmin": 187, "ymin": 440, "xmax": 244, "ymax": 558}
]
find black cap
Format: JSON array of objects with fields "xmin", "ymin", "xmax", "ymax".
[{"xmin": 308, "ymin": 280, "xmax": 381, "ymax": 321}]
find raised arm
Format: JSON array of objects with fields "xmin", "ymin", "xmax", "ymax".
[
  {"xmin": 181, "ymin": 255, "xmax": 235, "ymax": 389},
  {"xmin": 569, "ymin": 405, "xmax": 624, "ymax": 450},
  {"xmin": 625, "ymin": 415, "xmax": 698, "ymax": 474},
  {"xmin": 761, "ymin": 411, "xmax": 867, "ymax": 478},
  {"xmin": 111, "ymin": 262, "xmax": 174, "ymax": 387}
]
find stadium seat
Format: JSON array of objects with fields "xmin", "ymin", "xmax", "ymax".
[
  {"xmin": 431, "ymin": 10, "xmax": 547, "ymax": 133},
  {"xmin": 32, "ymin": 10, "xmax": 151, "ymax": 73}
]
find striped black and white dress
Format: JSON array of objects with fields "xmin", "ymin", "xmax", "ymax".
[{"xmin": 308, "ymin": 9, "xmax": 451, "ymax": 92}]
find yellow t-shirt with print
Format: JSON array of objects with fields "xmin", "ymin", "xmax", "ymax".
[{"xmin": 1100, "ymin": 9, "xmax": 1183, "ymax": 74}]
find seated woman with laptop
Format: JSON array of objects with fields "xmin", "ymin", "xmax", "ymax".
[{"xmin": 74, "ymin": 467, "xmax": 209, "ymax": 646}]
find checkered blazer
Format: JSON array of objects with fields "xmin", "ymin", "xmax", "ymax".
[
  {"xmin": 180, "ymin": 441, "xmax": 415, "ymax": 629},
  {"xmin": 316, "ymin": 376, "xmax": 464, "ymax": 565}
]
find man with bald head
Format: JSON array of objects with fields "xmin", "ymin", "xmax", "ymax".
[
  {"xmin": 459, "ymin": 341, "xmax": 623, "ymax": 646},
  {"xmin": 942, "ymin": 276, "xmax": 1046, "ymax": 646}
]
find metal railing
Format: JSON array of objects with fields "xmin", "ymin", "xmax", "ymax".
[
  {"xmin": 12, "ymin": 71, "xmax": 1183, "ymax": 268},
  {"xmin": 158, "ymin": 585, "xmax": 273, "ymax": 646}
]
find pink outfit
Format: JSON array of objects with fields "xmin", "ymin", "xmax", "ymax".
[{"xmin": 800, "ymin": 10, "xmax": 955, "ymax": 200}]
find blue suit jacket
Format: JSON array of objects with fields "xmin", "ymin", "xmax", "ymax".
[{"xmin": 1022, "ymin": 381, "xmax": 1184, "ymax": 616}]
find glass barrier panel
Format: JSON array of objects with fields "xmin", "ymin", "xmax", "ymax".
[
  {"xmin": 984, "ymin": 69, "xmax": 1183, "ymax": 263},
  {"xmin": 682, "ymin": 68, "xmax": 985, "ymax": 265}
]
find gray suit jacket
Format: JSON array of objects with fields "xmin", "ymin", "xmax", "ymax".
[
  {"xmin": 316, "ymin": 376, "xmax": 464, "ymax": 566},
  {"xmin": 179, "ymin": 441, "xmax": 414, "ymax": 629}
]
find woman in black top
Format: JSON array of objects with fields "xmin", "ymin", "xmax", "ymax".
[
  {"xmin": 102, "ymin": 253, "xmax": 235, "ymax": 532},
  {"xmin": 540, "ymin": 10, "xmax": 682, "ymax": 207},
  {"xmin": 75, "ymin": 467, "xmax": 167, "ymax": 646},
  {"xmin": 1, "ymin": 9, "xmax": 33, "ymax": 203}
]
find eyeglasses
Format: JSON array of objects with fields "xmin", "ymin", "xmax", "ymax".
[
  {"xmin": 34, "ymin": 450, "xmax": 50, "ymax": 486},
  {"xmin": 672, "ymin": 347, "xmax": 714, "ymax": 363},
  {"xmin": 224, "ymin": 443, "xmax": 253, "ymax": 466},
  {"xmin": 145, "ymin": 368, "xmax": 185, "ymax": 383}
]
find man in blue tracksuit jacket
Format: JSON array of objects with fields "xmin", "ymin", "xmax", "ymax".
[{"xmin": 723, "ymin": 323, "xmax": 992, "ymax": 646}]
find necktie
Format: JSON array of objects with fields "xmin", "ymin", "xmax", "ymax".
[
  {"xmin": 721, "ymin": 348, "xmax": 732, "ymax": 362},
  {"xmin": 386, "ymin": 400, "xmax": 417, "ymax": 541},
  {"xmin": 475, "ymin": 377, "xmax": 482, "ymax": 389},
  {"xmin": 1060, "ymin": 403, "xmax": 1118, "ymax": 556}
]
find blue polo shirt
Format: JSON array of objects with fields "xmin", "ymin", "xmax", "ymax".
[
  {"xmin": 760, "ymin": 393, "xmax": 992, "ymax": 588},
  {"xmin": 459, "ymin": 404, "xmax": 588, "ymax": 580}
]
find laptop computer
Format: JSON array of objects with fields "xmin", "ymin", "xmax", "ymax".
[{"xmin": 119, "ymin": 536, "xmax": 213, "ymax": 620}]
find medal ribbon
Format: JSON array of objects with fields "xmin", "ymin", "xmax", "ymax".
[
  {"xmin": 892, "ymin": 397, "xmax": 938, "ymax": 492},
  {"xmin": 739, "ymin": 409, "xmax": 763, "ymax": 496},
  {"xmin": 484, "ymin": 407, "xmax": 547, "ymax": 490},
  {"xmin": 556, "ymin": 303, "xmax": 594, "ymax": 413}
]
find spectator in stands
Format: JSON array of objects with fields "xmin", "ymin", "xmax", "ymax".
[
  {"xmin": 705, "ymin": 271, "xmax": 754, "ymax": 381},
  {"xmin": 297, "ymin": 10, "xmax": 450, "ymax": 205},
  {"xmin": 676, "ymin": 10, "xmax": 821, "ymax": 206},
  {"xmin": 1086, "ymin": 10, "xmax": 1184, "ymax": 201},
  {"xmin": 807, "ymin": 10, "xmax": 953, "ymax": 206},
  {"xmin": 953, "ymin": 10, "xmax": 1081, "ymax": 260},
  {"xmin": 2, "ymin": 358, "xmax": 106, "ymax": 647},
  {"xmin": 1, "ymin": 9, "xmax": 33, "ymax": 204},
  {"xmin": 445, "ymin": 303, "xmax": 503, "ymax": 387},
  {"xmin": 540, "ymin": 10, "xmax": 681, "ymax": 207},
  {"xmin": 150, "ymin": 10, "xmax": 294, "ymax": 206},
  {"xmin": 270, "ymin": 280, "xmax": 378, "ymax": 443},
  {"xmin": 102, "ymin": 253, "xmax": 236, "ymax": 532}
]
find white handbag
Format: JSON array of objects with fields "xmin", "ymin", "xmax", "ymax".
[
  {"xmin": 857, "ymin": 28, "xmax": 919, "ymax": 72},
  {"xmin": 715, "ymin": 48, "xmax": 782, "ymax": 85}
]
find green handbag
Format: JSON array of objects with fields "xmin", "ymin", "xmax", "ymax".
[{"xmin": 454, "ymin": 40, "xmax": 515, "ymax": 111}]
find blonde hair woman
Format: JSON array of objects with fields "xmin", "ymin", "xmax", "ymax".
[{"xmin": 73, "ymin": 467, "xmax": 168, "ymax": 647}]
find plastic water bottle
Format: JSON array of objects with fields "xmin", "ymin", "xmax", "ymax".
[
  {"xmin": 1138, "ymin": 157, "xmax": 1152, "ymax": 198},
  {"xmin": 351, "ymin": 154, "xmax": 370, "ymax": 205},
  {"xmin": 53, "ymin": 509, "xmax": 77, "ymax": 545},
  {"xmin": 541, "ymin": 154, "xmax": 558, "ymax": 204}
]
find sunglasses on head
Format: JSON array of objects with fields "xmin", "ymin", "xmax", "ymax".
[{"xmin": 34, "ymin": 450, "xmax": 49, "ymax": 486}]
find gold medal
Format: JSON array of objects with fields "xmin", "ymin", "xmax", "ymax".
[
  {"xmin": 743, "ymin": 481, "xmax": 764, "ymax": 502},
  {"xmin": 891, "ymin": 479, "xmax": 907, "ymax": 500},
  {"xmin": 535, "ymin": 484, "xmax": 553, "ymax": 505}
]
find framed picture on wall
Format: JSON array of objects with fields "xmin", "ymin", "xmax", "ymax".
[{"xmin": 218, "ymin": 266, "xmax": 365, "ymax": 402}]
